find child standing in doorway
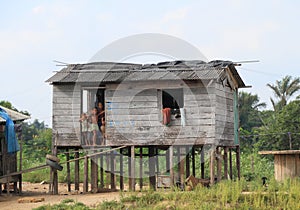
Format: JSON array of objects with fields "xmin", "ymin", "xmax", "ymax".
[
  {"xmin": 90, "ymin": 107, "xmax": 99, "ymax": 145},
  {"xmin": 79, "ymin": 113, "xmax": 89, "ymax": 145}
]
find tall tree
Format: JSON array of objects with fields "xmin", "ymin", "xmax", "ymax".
[
  {"xmin": 238, "ymin": 91, "xmax": 266, "ymax": 131},
  {"xmin": 267, "ymin": 76, "xmax": 300, "ymax": 111}
]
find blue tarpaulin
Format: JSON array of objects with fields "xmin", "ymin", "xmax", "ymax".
[{"xmin": 0, "ymin": 107, "xmax": 20, "ymax": 153}]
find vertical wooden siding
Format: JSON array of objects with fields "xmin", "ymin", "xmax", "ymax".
[{"xmin": 52, "ymin": 84, "xmax": 81, "ymax": 146}]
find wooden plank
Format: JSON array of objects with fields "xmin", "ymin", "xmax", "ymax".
[
  {"xmin": 139, "ymin": 147, "xmax": 143, "ymax": 190},
  {"xmin": 148, "ymin": 146, "xmax": 156, "ymax": 189},
  {"xmin": 74, "ymin": 152, "xmax": 80, "ymax": 191},
  {"xmin": 224, "ymin": 147, "xmax": 228, "ymax": 180},
  {"xmin": 106, "ymin": 96, "xmax": 157, "ymax": 102},
  {"xmin": 229, "ymin": 148, "xmax": 233, "ymax": 179},
  {"xmin": 210, "ymin": 149, "xmax": 215, "ymax": 185},
  {"xmin": 83, "ymin": 156, "xmax": 88, "ymax": 193},
  {"xmin": 169, "ymin": 146, "xmax": 174, "ymax": 187},
  {"xmin": 110, "ymin": 151, "xmax": 116, "ymax": 190},
  {"xmin": 236, "ymin": 146, "xmax": 240, "ymax": 180},
  {"xmin": 66, "ymin": 150, "xmax": 71, "ymax": 192},
  {"xmin": 216, "ymin": 147, "xmax": 222, "ymax": 181},
  {"xmin": 100, "ymin": 153, "xmax": 104, "ymax": 188},
  {"xmin": 186, "ymin": 146, "xmax": 190, "ymax": 179},
  {"xmin": 120, "ymin": 148, "xmax": 124, "ymax": 191},
  {"xmin": 130, "ymin": 146, "xmax": 135, "ymax": 191},
  {"xmin": 192, "ymin": 147, "xmax": 196, "ymax": 177}
]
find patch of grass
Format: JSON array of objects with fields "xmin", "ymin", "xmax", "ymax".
[{"xmin": 97, "ymin": 200, "xmax": 125, "ymax": 210}]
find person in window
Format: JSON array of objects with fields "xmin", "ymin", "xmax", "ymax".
[{"xmin": 97, "ymin": 102, "xmax": 105, "ymax": 129}]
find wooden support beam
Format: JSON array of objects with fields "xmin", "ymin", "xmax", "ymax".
[
  {"xmin": 148, "ymin": 146, "xmax": 156, "ymax": 189},
  {"xmin": 19, "ymin": 136, "xmax": 23, "ymax": 194},
  {"xmin": 166, "ymin": 149, "xmax": 170, "ymax": 173},
  {"xmin": 155, "ymin": 148, "xmax": 159, "ymax": 176},
  {"xmin": 186, "ymin": 146, "xmax": 190, "ymax": 179},
  {"xmin": 236, "ymin": 146, "xmax": 241, "ymax": 180},
  {"xmin": 53, "ymin": 143, "xmax": 58, "ymax": 195},
  {"xmin": 139, "ymin": 147, "xmax": 143, "ymax": 190},
  {"xmin": 91, "ymin": 156, "xmax": 98, "ymax": 193},
  {"xmin": 210, "ymin": 149, "xmax": 215, "ymax": 185},
  {"xmin": 110, "ymin": 151, "xmax": 116, "ymax": 190},
  {"xmin": 176, "ymin": 146, "xmax": 181, "ymax": 185},
  {"xmin": 224, "ymin": 147, "xmax": 228, "ymax": 180},
  {"xmin": 192, "ymin": 146, "xmax": 195, "ymax": 177},
  {"xmin": 105, "ymin": 153, "xmax": 110, "ymax": 189},
  {"xmin": 66, "ymin": 149, "xmax": 71, "ymax": 192},
  {"xmin": 74, "ymin": 152, "xmax": 80, "ymax": 191},
  {"xmin": 100, "ymin": 152, "xmax": 104, "ymax": 188},
  {"xmin": 130, "ymin": 146, "xmax": 135, "ymax": 191},
  {"xmin": 229, "ymin": 148, "xmax": 233, "ymax": 180},
  {"xmin": 128, "ymin": 147, "xmax": 132, "ymax": 190},
  {"xmin": 216, "ymin": 147, "xmax": 222, "ymax": 182},
  {"xmin": 179, "ymin": 149, "xmax": 185, "ymax": 188},
  {"xmin": 169, "ymin": 146, "xmax": 174, "ymax": 187},
  {"xmin": 120, "ymin": 148, "xmax": 124, "ymax": 191},
  {"xmin": 201, "ymin": 146, "xmax": 205, "ymax": 179},
  {"xmin": 83, "ymin": 156, "xmax": 88, "ymax": 193}
]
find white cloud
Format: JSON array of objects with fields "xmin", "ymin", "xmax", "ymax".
[
  {"xmin": 32, "ymin": 5, "xmax": 45, "ymax": 14},
  {"xmin": 161, "ymin": 7, "xmax": 188, "ymax": 23}
]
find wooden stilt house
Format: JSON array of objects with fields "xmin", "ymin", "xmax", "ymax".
[
  {"xmin": 47, "ymin": 60, "xmax": 246, "ymax": 192},
  {"xmin": 0, "ymin": 105, "xmax": 30, "ymax": 193}
]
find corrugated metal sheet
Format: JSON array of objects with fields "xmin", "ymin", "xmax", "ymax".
[
  {"xmin": 0, "ymin": 105, "xmax": 30, "ymax": 123},
  {"xmin": 46, "ymin": 60, "xmax": 246, "ymax": 88}
]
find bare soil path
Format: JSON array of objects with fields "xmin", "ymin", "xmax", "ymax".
[{"xmin": 0, "ymin": 182, "xmax": 121, "ymax": 210}]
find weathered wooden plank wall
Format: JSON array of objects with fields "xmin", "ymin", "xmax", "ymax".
[
  {"xmin": 52, "ymin": 84, "xmax": 81, "ymax": 146},
  {"xmin": 214, "ymin": 83, "xmax": 234, "ymax": 146},
  {"xmin": 105, "ymin": 81, "xmax": 218, "ymax": 146}
]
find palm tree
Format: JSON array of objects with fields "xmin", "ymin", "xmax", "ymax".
[
  {"xmin": 238, "ymin": 91, "xmax": 266, "ymax": 131},
  {"xmin": 267, "ymin": 75, "xmax": 300, "ymax": 111}
]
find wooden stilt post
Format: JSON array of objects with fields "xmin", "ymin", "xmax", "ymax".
[
  {"xmin": 176, "ymin": 146, "xmax": 181, "ymax": 185},
  {"xmin": 74, "ymin": 151, "xmax": 80, "ymax": 191},
  {"xmin": 139, "ymin": 147, "xmax": 143, "ymax": 190},
  {"xmin": 229, "ymin": 148, "xmax": 233, "ymax": 180},
  {"xmin": 83, "ymin": 156, "xmax": 89, "ymax": 193},
  {"xmin": 110, "ymin": 150, "xmax": 116, "ymax": 190},
  {"xmin": 186, "ymin": 146, "xmax": 190, "ymax": 178},
  {"xmin": 179, "ymin": 147, "xmax": 185, "ymax": 188},
  {"xmin": 169, "ymin": 146, "xmax": 174, "ymax": 187},
  {"xmin": 100, "ymin": 151, "xmax": 104, "ymax": 188},
  {"xmin": 216, "ymin": 147, "xmax": 222, "ymax": 182},
  {"xmin": 66, "ymin": 149, "xmax": 71, "ymax": 192},
  {"xmin": 236, "ymin": 145, "xmax": 241, "ymax": 180},
  {"xmin": 201, "ymin": 146, "xmax": 205, "ymax": 179},
  {"xmin": 120, "ymin": 148, "xmax": 124, "ymax": 191},
  {"xmin": 192, "ymin": 146, "xmax": 195, "ymax": 177},
  {"xmin": 19, "ymin": 133, "xmax": 23, "ymax": 194},
  {"xmin": 210, "ymin": 148, "xmax": 215, "ymax": 185},
  {"xmin": 91, "ymin": 156, "xmax": 98, "ymax": 193},
  {"xmin": 105, "ymin": 152, "xmax": 110, "ymax": 189},
  {"xmin": 166, "ymin": 149, "xmax": 170, "ymax": 174},
  {"xmin": 130, "ymin": 146, "xmax": 135, "ymax": 191},
  {"xmin": 128, "ymin": 147, "xmax": 132, "ymax": 190},
  {"xmin": 155, "ymin": 148, "xmax": 159, "ymax": 177},
  {"xmin": 224, "ymin": 147, "xmax": 228, "ymax": 180},
  {"xmin": 148, "ymin": 146, "xmax": 156, "ymax": 189}
]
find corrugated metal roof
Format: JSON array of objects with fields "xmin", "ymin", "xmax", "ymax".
[
  {"xmin": 46, "ymin": 60, "xmax": 246, "ymax": 88},
  {"xmin": 0, "ymin": 105, "xmax": 30, "ymax": 123}
]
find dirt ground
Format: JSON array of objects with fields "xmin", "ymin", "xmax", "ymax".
[{"xmin": 0, "ymin": 182, "xmax": 121, "ymax": 210}]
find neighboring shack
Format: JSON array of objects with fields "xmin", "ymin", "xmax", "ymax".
[
  {"xmin": 47, "ymin": 60, "xmax": 246, "ymax": 192},
  {"xmin": 0, "ymin": 105, "xmax": 30, "ymax": 193}
]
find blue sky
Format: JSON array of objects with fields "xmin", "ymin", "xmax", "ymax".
[{"xmin": 1, "ymin": 0, "xmax": 299, "ymax": 126}]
